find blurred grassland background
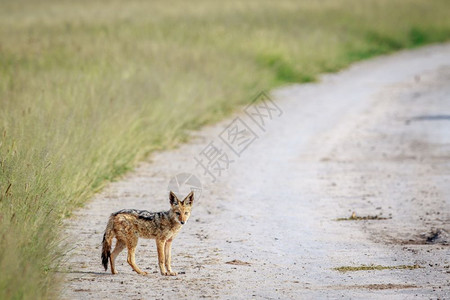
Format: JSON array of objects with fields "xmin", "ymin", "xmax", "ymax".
[{"xmin": 0, "ymin": 0, "xmax": 450, "ymax": 298}]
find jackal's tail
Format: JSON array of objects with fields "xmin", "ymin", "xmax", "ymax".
[{"xmin": 101, "ymin": 215, "xmax": 115, "ymax": 271}]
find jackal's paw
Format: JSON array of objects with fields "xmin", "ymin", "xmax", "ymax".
[
  {"xmin": 161, "ymin": 271, "xmax": 177, "ymax": 276},
  {"xmin": 139, "ymin": 271, "xmax": 148, "ymax": 276}
]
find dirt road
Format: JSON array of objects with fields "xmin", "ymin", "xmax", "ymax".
[{"xmin": 62, "ymin": 44, "xmax": 450, "ymax": 299}]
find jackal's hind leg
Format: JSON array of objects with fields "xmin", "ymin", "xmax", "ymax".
[
  {"xmin": 126, "ymin": 238, "xmax": 147, "ymax": 275},
  {"xmin": 110, "ymin": 239, "xmax": 125, "ymax": 274}
]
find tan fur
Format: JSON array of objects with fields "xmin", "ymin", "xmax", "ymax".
[{"xmin": 101, "ymin": 191, "xmax": 193, "ymax": 276}]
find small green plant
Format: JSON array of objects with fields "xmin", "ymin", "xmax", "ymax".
[
  {"xmin": 334, "ymin": 264, "xmax": 422, "ymax": 272},
  {"xmin": 335, "ymin": 212, "xmax": 390, "ymax": 221}
]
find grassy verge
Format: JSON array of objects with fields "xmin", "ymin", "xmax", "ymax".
[{"xmin": 1, "ymin": 0, "xmax": 449, "ymax": 298}]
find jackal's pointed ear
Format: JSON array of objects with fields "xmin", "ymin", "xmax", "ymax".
[
  {"xmin": 169, "ymin": 191, "xmax": 179, "ymax": 206},
  {"xmin": 182, "ymin": 191, "xmax": 194, "ymax": 206}
]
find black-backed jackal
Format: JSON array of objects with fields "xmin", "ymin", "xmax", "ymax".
[{"xmin": 101, "ymin": 191, "xmax": 193, "ymax": 276}]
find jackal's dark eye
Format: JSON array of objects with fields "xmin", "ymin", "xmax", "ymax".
[
  {"xmin": 175, "ymin": 212, "xmax": 181, "ymax": 216},
  {"xmin": 185, "ymin": 212, "xmax": 189, "ymax": 215}
]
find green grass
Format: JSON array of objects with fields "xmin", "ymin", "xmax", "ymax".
[
  {"xmin": 335, "ymin": 212, "xmax": 390, "ymax": 221},
  {"xmin": 334, "ymin": 264, "xmax": 422, "ymax": 272},
  {"xmin": 0, "ymin": 0, "xmax": 449, "ymax": 298}
]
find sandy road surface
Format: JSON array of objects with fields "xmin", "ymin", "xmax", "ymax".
[{"xmin": 62, "ymin": 44, "xmax": 450, "ymax": 299}]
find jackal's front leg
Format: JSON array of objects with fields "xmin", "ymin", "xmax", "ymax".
[
  {"xmin": 164, "ymin": 239, "xmax": 177, "ymax": 276},
  {"xmin": 156, "ymin": 239, "xmax": 169, "ymax": 275}
]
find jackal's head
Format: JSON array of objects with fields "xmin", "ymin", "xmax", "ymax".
[{"xmin": 169, "ymin": 191, "xmax": 194, "ymax": 225}]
